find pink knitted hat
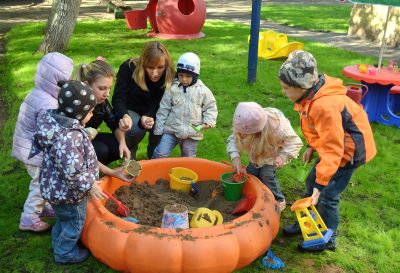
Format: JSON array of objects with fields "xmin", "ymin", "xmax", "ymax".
[{"xmin": 233, "ymin": 102, "xmax": 267, "ymax": 134}]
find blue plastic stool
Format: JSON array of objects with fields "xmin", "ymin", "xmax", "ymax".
[
  {"xmin": 361, "ymin": 81, "xmax": 400, "ymax": 128},
  {"xmin": 374, "ymin": 85, "xmax": 400, "ymax": 128}
]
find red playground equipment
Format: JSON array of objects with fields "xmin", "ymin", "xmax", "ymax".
[{"xmin": 124, "ymin": 0, "xmax": 206, "ymax": 39}]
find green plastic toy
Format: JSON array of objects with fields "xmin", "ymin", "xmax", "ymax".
[{"xmin": 189, "ymin": 123, "xmax": 203, "ymax": 132}]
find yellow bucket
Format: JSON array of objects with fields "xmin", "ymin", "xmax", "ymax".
[{"xmin": 169, "ymin": 167, "xmax": 198, "ymax": 193}]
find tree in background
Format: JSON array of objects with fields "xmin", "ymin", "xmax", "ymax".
[{"xmin": 38, "ymin": 0, "xmax": 82, "ymax": 53}]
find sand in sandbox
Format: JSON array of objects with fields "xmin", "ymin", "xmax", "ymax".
[{"xmin": 105, "ymin": 180, "xmax": 242, "ymax": 227}]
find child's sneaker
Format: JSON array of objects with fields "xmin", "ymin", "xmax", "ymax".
[
  {"xmin": 19, "ymin": 218, "xmax": 51, "ymax": 232},
  {"xmin": 40, "ymin": 205, "xmax": 56, "ymax": 218},
  {"xmin": 282, "ymin": 222, "xmax": 302, "ymax": 236},
  {"xmin": 297, "ymin": 239, "xmax": 337, "ymax": 252},
  {"xmin": 261, "ymin": 248, "xmax": 285, "ymax": 269},
  {"xmin": 55, "ymin": 248, "xmax": 90, "ymax": 264}
]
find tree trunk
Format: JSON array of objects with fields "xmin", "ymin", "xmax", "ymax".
[
  {"xmin": 38, "ymin": 0, "xmax": 82, "ymax": 53},
  {"xmin": 348, "ymin": 4, "xmax": 400, "ymax": 48},
  {"xmin": 43, "ymin": 0, "xmax": 56, "ymax": 34}
]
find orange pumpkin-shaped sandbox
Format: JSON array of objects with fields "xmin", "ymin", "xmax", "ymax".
[{"xmin": 81, "ymin": 158, "xmax": 280, "ymax": 273}]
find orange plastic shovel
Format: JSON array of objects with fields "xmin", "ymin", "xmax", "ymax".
[{"xmin": 103, "ymin": 191, "xmax": 130, "ymax": 217}]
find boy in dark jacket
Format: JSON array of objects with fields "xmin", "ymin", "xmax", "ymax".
[{"xmin": 29, "ymin": 81, "xmax": 105, "ymax": 264}]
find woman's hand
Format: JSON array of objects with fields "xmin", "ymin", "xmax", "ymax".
[
  {"xmin": 89, "ymin": 181, "xmax": 106, "ymax": 199},
  {"xmin": 274, "ymin": 156, "xmax": 285, "ymax": 169},
  {"xmin": 119, "ymin": 142, "xmax": 131, "ymax": 160},
  {"xmin": 302, "ymin": 147, "xmax": 315, "ymax": 164},
  {"xmin": 141, "ymin": 115, "xmax": 154, "ymax": 129},
  {"xmin": 119, "ymin": 114, "xmax": 132, "ymax": 132},
  {"xmin": 114, "ymin": 129, "xmax": 130, "ymax": 159}
]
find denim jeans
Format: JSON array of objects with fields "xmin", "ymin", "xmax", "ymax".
[
  {"xmin": 152, "ymin": 133, "xmax": 199, "ymax": 158},
  {"xmin": 52, "ymin": 197, "xmax": 87, "ymax": 263},
  {"xmin": 125, "ymin": 110, "xmax": 161, "ymax": 159},
  {"xmin": 304, "ymin": 159, "xmax": 356, "ymax": 238},
  {"xmin": 247, "ymin": 163, "xmax": 285, "ymax": 202}
]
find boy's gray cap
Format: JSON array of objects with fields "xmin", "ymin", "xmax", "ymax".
[{"xmin": 279, "ymin": 50, "xmax": 318, "ymax": 89}]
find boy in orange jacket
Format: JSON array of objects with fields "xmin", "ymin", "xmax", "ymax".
[{"xmin": 279, "ymin": 50, "xmax": 376, "ymax": 252}]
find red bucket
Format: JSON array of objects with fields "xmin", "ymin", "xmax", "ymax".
[
  {"xmin": 125, "ymin": 10, "xmax": 148, "ymax": 30},
  {"xmin": 346, "ymin": 83, "xmax": 368, "ymax": 107}
]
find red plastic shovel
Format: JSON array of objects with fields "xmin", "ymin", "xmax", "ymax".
[
  {"xmin": 221, "ymin": 160, "xmax": 248, "ymax": 183},
  {"xmin": 231, "ymin": 195, "xmax": 256, "ymax": 214},
  {"xmin": 103, "ymin": 191, "xmax": 130, "ymax": 217},
  {"xmin": 233, "ymin": 173, "xmax": 247, "ymax": 183}
]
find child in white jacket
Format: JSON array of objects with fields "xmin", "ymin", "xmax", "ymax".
[{"xmin": 153, "ymin": 52, "xmax": 217, "ymax": 158}]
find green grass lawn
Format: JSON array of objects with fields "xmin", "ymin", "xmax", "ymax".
[
  {"xmin": 0, "ymin": 18, "xmax": 399, "ymax": 273},
  {"xmin": 261, "ymin": 4, "xmax": 352, "ymax": 33}
]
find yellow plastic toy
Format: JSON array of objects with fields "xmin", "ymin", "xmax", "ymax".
[
  {"xmin": 169, "ymin": 167, "xmax": 198, "ymax": 193},
  {"xmin": 189, "ymin": 208, "xmax": 223, "ymax": 228},
  {"xmin": 358, "ymin": 64, "xmax": 368, "ymax": 73},
  {"xmin": 252, "ymin": 30, "xmax": 304, "ymax": 60},
  {"xmin": 290, "ymin": 197, "xmax": 333, "ymax": 249}
]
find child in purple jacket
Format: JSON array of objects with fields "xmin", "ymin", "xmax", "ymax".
[{"xmin": 12, "ymin": 52, "xmax": 74, "ymax": 232}]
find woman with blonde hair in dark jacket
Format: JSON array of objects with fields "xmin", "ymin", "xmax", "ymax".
[
  {"xmin": 112, "ymin": 41, "xmax": 174, "ymax": 159},
  {"xmin": 75, "ymin": 58, "xmax": 137, "ymax": 184}
]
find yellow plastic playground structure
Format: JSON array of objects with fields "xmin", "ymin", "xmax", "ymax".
[
  {"xmin": 290, "ymin": 197, "xmax": 333, "ymax": 249},
  {"xmin": 254, "ymin": 30, "xmax": 304, "ymax": 60}
]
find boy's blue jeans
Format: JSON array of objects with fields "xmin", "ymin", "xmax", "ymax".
[
  {"xmin": 152, "ymin": 133, "xmax": 198, "ymax": 158},
  {"xmin": 247, "ymin": 163, "xmax": 285, "ymax": 202},
  {"xmin": 304, "ymin": 159, "xmax": 356, "ymax": 238},
  {"xmin": 52, "ymin": 197, "xmax": 87, "ymax": 263}
]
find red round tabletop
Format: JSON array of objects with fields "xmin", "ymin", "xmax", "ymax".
[{"xmin": 342, "ymin": 65, "xmax": 400, "ymax": 86}]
